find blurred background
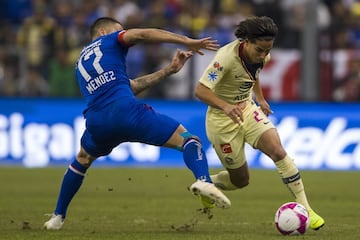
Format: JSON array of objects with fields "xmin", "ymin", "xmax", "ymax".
[
  {"xmin": 0, "ymin": 0, "xmax": 359, "ymax": 101},
  {"xmin": 0, "ymin": 0, "xmax": 359, "ymax": 169}
]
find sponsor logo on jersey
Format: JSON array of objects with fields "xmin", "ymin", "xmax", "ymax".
[{"xmin": 220, "ymin": 143, "xmax": 232, "ymax": 153}]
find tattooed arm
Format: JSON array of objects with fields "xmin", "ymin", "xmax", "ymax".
[{"xmin": 130, "ymin": 50, "xmax": 193, "ymax": 95}]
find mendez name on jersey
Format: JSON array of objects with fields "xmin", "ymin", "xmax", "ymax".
[
  {"xmin": 75, "ymin": 31, "xmax": 133, "ymax": 108},
  {"xmin": 77, "ymin": 40, "xmax": 115, "ymax": 94}
]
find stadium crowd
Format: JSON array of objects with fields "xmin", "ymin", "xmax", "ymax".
[{"xmin": 0, "ymin": 0, "xmax": 359, "ymax": 101}]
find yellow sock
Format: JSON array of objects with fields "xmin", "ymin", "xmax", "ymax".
[
  {"xmin": 275, "ymin": 156, "xmax": 311, "ymax": 210},
  {"xmin": 210, "ymin": 170, "xmax": 238, "ymax": 190}
]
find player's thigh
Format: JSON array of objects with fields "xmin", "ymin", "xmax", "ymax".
[
  {"xmin": 244, "ymin": 104, "xmax": 275, "ymax": 149},
  {"xmin": 208, "ymin": 129, "xmax": 247, "ymax": 169},
  {"xmin": 135, "ymin": 106, "xmax": 180, "ymax": 147}
]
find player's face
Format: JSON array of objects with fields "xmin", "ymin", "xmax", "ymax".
[{"xmin": 244, "ymin": 39, "xmax": 273, "ymax": 64}]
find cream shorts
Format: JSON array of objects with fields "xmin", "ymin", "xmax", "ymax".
[{"xmin": 206, "ymin": 100, "xmax": 275, "ymax": 169}]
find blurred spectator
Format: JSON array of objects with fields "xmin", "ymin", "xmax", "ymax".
[
  {"xmin": 0, "ymin": 0, "xmax": 33, "ymax": 24},
  {"xmin": 327, "ymin": 0, "xmax": 353, "ymax": 49},
  {"xmin": 0, "ymin": 49, "xmax": 19, "ymax": 96},
  {"xmin": 0, "ymin": 0, "xmax": 357, "ymax": 101},
  {"xmin": 48, "ymin": 48, "xmax": 79, "ymax": 97},
  {"xmin": 348, "ymin": 1, "xmax": 360, "ymax": 47},
  {"xmin": 109, "ymin": 0, "xmax": 143, "ymax": 28},
  {"xmin": 280, "ymin": 0, "xmax": 331, "ymax": 48},
  {"xmin": 333, "ymin": 57, "xmax": 360, "ymax": 101},
  {"xmin": 16, "ymin": 0, "xmax": 58, "ymax": 81},
  {"xmin": 18, "ymin": 66, "xmax": 49, "ymax": 96}
]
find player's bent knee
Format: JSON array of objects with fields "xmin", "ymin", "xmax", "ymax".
[
  {"xmin": 77, "ymin": 147, "xmax": 96, "ymax": 167},
  {"xmin": 181, "ymin": 131, "xmax": 200, "ymax": 142},
  {"xmin": 181, "ymin": 132, "xmax": 202, "ymax": 149},
  {"xmin": 272, "ymin": 148, "xmax": 287, "ymax": 162}
]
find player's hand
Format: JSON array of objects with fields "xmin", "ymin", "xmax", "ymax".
[
  {"xmin": 223, "ymin": 104, "xmax": 244, "ymax": 123},
  {"xmin": 258, "ymin": 101, "xmax": 273, "ymax": 116},
  {"xmin": 185, "ymin": 37, "xmax": 220, "ymax": 55},
  {"xmin": 167, "ymin": 50, "xmax": 193, "ymax": 74}
]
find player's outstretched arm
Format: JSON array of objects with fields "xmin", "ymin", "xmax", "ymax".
[
  {"xmin": 130, "ymin": 50, "xmax": 193, "ymax": 95},
  {"xmin": 122, "ymin": 28, "xmax": 219, "ymax": 55}
]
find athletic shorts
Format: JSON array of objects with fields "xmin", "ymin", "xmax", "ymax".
[
  {"xmin": 206, "ymin": 100, "xmax": 275, "ymax": 169},
  {"xmin": 81, "ymin": 99, "xmax": 179, "ymax": 157}
]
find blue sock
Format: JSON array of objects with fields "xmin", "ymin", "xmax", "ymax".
[
  {"xmin": 182, "ymin": 137, "xmax": 212, "ymax": 183},
  {"xmin": 54, "ymin": 160, "xmax": 88, "ymax": 218}
]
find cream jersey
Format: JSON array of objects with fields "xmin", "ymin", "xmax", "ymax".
[
  {"xmin": 199, "ymin": 40, "xmax": 270, "ymax": 107},
  {"xmin": 199, "ymin": 40, "xmax": 270, "ymax": 133}
]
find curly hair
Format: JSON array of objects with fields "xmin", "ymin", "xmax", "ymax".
[{"xmin": 234, "ymin": 16, "xmax": 278, "ymax": 42}]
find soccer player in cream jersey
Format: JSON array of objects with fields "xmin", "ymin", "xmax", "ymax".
[
  {"xmin": 195, "ymin": 16, "xmax": 325, "ymax": 230},
  {"xmin": 44, "ymin": 17, "xmax": 230, "ymax": 230}
]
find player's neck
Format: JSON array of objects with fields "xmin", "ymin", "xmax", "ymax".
[{"xmin": 238, "ymin": 41, "xmax": 251, "ymax": 64}]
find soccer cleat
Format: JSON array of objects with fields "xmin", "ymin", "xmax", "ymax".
[
  {"xmin": 308, "ymin": 209, "xmax": 325, "ymax": 230},
  {"xmin": 189, "ymin": 180, "xmax": 231, "ymax": 209},
  {"xmin": 200, "ymin": 195, "xmax": 215, "ymax": 209},
  {"xmin": 44, "ymin": 214, "xmax": 64, "ymax": 230}
]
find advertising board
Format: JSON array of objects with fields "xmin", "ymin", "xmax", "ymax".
[{"xmin": 0, "ymin": 99, "xmax": 359, "ymax": 170}]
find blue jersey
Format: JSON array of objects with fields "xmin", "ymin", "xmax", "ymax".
[
  {"xmin": 75, "ymin": 30, "xmax": 133, "ymax": 110},
  {"xmin": 75, "ymin": 30, "xmax": 180, "ymax": 157}
]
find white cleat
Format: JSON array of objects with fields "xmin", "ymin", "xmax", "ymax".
[
  {"xmin": 189, "ymin": 180, "xmax": 231, "ymax": 209},
  {"xmin": 44, "ymin": 214, "xmax": 64, "ymax": 230}
]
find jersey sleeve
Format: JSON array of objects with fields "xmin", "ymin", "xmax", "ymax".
[
  {"xmin": 198, "ymin": 52, "xmax": 229, "ymax": 90},
  {"xmin": 117, "ymin": 30, "xmax": 134, "ymax": 47}
]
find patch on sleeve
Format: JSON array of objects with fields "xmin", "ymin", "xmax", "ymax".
[
  {"xmin": 207, "ymin": 61, "xmax": 223, "ymax": 82},
  {"xmin": 208, "ymin": 71, "xmax": 218, "ymax": 82},
  {"xmin": 213, "ymin": 61, "xmax": 223, "ymax": 71}
]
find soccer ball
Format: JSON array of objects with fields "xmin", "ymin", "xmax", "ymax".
[{"xmin": 274, "ymin": 202, "xmax": 310, "ymax": 235}]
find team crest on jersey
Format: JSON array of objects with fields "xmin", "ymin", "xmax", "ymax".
[
  {"xmin": 213, "ymin": 61, "xmax": 223, "ymax": 71},
  {"xmin": 220, "ymin": 143, "xmax": 232, "ymax": 153},
  {"xmin": 208, "ymin": 71, "xmax": 218, "ymax": 82}
]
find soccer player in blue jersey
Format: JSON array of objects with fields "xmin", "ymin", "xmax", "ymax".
[{"xmin": 44, "ymin": 17, "xmax": 230, "ymax": 230}]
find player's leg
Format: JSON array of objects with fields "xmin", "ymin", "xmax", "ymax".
[
  {"xmin": 206, "ymin": 122, "xmax": 248, "ymax": 191},
  {"xmin": 163, "ymin": 124, "xmax": 231, "ymax": 208},
  {"xmin": 164, "ymin": 124, "xmax": 212, "ymax": 182},
  {"xmin": 44, "ymin": 122, "xmax": 112, "ymax": 230},
  {"xmin": 44, "ymin": 146, "xmax": 96, "ymax": 230},
  {"xmin": 256, "ymin": 128, "xmax": 325, "ymax": 230},
  {"xmin": 211, "ymin": 163, "xmax": 249, "ymax": 191},
  {"xmin": 44, "ymin": 145, "xmax": 96, "ymax": 230}
]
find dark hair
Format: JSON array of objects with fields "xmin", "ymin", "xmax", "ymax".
[
  {"xmin": 90, "ymin": 17, "xmax": 122, "ymax": 38},
  {"xmin": 234, "ymin": 16, "xmax": 278, "ymax": 42}
]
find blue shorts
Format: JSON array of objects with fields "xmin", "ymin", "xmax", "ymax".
[{"xmin": 81, "ymin": 99, "xmax": 180, "ymax": 157}]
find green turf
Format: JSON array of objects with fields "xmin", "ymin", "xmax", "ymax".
[{"xmin": 0, "ymin": 167, "xmax": 359, "ymax": 240}]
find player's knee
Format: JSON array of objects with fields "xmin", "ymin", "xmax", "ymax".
[
  {"xmin": 181, "ymin": 132, "xmax": 202, "ymax": 148},
  {"xmin": 271, "ymin": 147, "xmax": 287, "ymax": 161},
  {"xmin": 77, "ymin": 147, "xmax": 96, "ymax": 167}
]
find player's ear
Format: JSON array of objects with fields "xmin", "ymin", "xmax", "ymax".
[{"xmin": 98, "ymin": 27, "xmax": 106, "ymax": 36}]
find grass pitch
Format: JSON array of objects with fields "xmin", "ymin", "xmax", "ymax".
[{"xmin": 0, "ymin": 167, "xmax": 359, "ymax": 240}]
